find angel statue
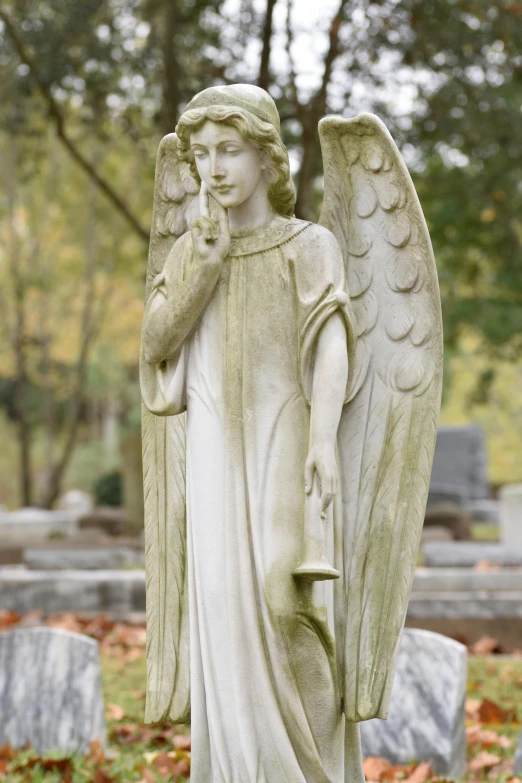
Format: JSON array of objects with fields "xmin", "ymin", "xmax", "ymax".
[{"xmin": 140, "ymin": 83, "xmax": 442, "ymax": 782}]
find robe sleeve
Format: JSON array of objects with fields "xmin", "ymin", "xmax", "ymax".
[
  {"xmin": 293, "ymin": 226, "xmax": 356, "ymax": 405},
  {"xmin": 140, "ymin": 235, "xmax": 192, "ymax": 417}
]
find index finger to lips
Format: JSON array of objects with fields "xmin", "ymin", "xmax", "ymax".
[{"xmin": 199, "ymin": 182, "xmax": 210, "ymax": 218}]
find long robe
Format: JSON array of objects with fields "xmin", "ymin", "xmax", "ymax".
[{"xmin": 141, "ymin": 216, "xmax": 361, "ymax": 783}]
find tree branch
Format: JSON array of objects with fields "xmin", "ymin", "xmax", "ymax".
[
  {"xmin": 285, "ymin": 0, "xmax": 303, "ymax": 120},
  {"xmin": 0, "ymin": 8, "xmax": 150, "ymax": 242},
  {"xmin": 258, "ymin": 0, "xmax": 278, "ymax": 90},
  {"xmin": 312, "ymin": 0, "xmax": 349, "ymax": 118}
]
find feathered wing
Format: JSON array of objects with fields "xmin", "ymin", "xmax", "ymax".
[
  {"xmin": 142, "ymin": 134, "xmax": 198, "ymax": 723},
  {"xmin": 319, "ymin": 114, "xmax": 443, "ymax": 722}
]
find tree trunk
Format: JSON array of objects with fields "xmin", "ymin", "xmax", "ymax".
[
  {"xmin": 294, "ymin": 123, "xmax": 320, "ymax": 220},
  {"xmin": 14, "ymin": 336, "xmax": 32, "ymax": 507},
  {"xmin": 291, "ymin": 0, "xmax": 349, "ymax": 220},
  {"xmin": 258, "ymin": 0, "xmax": 278, "ymax": 90},
  {"xmin": 5, "ymin": 132, "xmax": 33, "ymax": 506},
  {"xmin": 162, "ymin": 0, "xmax": 182, "ymax": 134},
  {"xmin": 39, "ymin": 178, "xmax": 102, "ymax": 509}
]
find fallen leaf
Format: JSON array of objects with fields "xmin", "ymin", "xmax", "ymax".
[
  {"xmin": 155, "ymin": 752, "xmax": 183, "ymax": 776},
  {"xmin": 0, "ymin": 611, "xmax": 21, "ymax": 628},
  {"xmin": 466, "ymin": 725, "xmax": 513, "ymax": 748},
  {"xmin": 472, "ymin": 636, "xmax": 501, "ymax": 655},
  {"xmin": 87, "ymin": 738, "xmax": 106, "ymax": 764},
  {"xmin": 143, "ymin": 750, "xmax": 160, "ymax": 765},
  {"xmin": 468, "ymin": 751, "xmax": 502, "ymax": 772},
  {"xmin": 93, "ymin": 770, "xmax": 115, "ymax": 783},
  {"xmin": 478, "ymin": 698, "xmax": 518, "ymax": 724},
  {"xmin": 363, "ymin": 756, "xmax": 394, "ymax": 780},
  {"xmin": 465, "ymin": 698, "xmax": 481, "ymax": 720},
  {"xmin": 173, "ymin": 734, "xmax": 191, "ymax": 751},
  {"xmin": 404, "ymin": 762, "xmax": 434, "ymax": 783},
  {"xmin": 0, "ymin": 746, "xmax": 14, "ymax": 762},
  {"xmin": 106, "ymin": 703, "xmax": 126, "ymax": 721},
  {"xmin": 20, "ymin": 757, "xmax": 73, "ymax": 782},
  {"xmin": 474, "ymin": 560, "xmax": 499, "ymax": 571}
]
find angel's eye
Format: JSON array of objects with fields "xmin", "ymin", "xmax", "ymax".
[
  {"xmin": 192, "ymin": 149, "xmax": 207, "ymax": 159},
  {"xmin": 224, "ymin": 146, "xmax": 240, "ymax": 155}
]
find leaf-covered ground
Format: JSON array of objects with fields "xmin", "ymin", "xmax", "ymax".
[{"xmin": 0, "ymin": 612, "xmax": 521, "ymax": 781}]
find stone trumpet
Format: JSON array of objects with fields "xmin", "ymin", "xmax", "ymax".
[{"xmin": 292, "ymin": 475, "xmax": 340, "ymax": 581}]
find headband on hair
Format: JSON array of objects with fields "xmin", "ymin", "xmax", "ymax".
[{"xmin": 183, "ymin": 84, "xmax": 281, "ymax": 132}]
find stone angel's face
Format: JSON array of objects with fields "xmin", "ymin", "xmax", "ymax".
[{"xmin": 190, "ymin": 121, "xmax": 266, "ymax": 210}]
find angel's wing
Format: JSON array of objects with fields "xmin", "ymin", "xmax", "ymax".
[
  {"xmin": 142, "ymin": 134, "xmax": 198, "ymax": 724},
  {"xmin": 319, "ymin": 114, "xmax": 443, "ymax": 722}
]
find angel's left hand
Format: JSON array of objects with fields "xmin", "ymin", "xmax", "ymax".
[{"xmin": 304, "ymin": 443, "xmax": 338, "ymax": 518}]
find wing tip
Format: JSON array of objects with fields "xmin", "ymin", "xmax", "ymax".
[{"xmin": 319, "ymin": 112, "xmax": 388, "ymax": 137}]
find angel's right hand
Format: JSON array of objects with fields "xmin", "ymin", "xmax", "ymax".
[{"xmin": 191, "ymin": 182, "xmax": 230, "ymax": 269}]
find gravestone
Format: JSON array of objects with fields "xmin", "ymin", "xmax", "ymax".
[
  {"xmin": 0, "ymin": 507, "xmax": 79, "ymax": 542},
  {"xmin": 360, "ymin": 628, "xmax": 467, "ymax": 778},
  {"xmin": 499, "ymin": 484, "xmax": 522, "ymax": 549},
  {"xmin": 0, "ymin": 627, "xmax": 105, "ymax": 753},
  {"xmin": 515, "ymin": 729, "xmax": 522, "ymax": 774},
  {"xmin": 24, "ymin": 545, "xmax": 143, "ymax": 570},
  {"xmin": 57, "ymin": 490, "xmax": 94, "ymax": 518},
  {"xmin": 428, "ymin": 425, "xmax": 489, "ymax": 508},
  {"xmin": 422, "ymin": 541, "xmax": 522, "ymax": 567}
]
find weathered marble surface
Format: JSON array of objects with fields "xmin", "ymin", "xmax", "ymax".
[
  {"xmin": 515, "ymin": 728, "xmax": 522, "ymax": 773},
  {"xmin": 0, "ymin": 568, "xmax": 145, "ymax": 613},
  {"xmin": 57, "ymin": 490, "xmax": 94, "ymax": 516},
  {"xmin": 500, "ymin": 484, "xmax": 522, "ymax": 549},
  {"xmin": 428, "ymin": 425, "xmax": 488, "ymax": 507},
  {"xmin": 408, "ymin": 592, "xmax": 522, "ymax": 618},
  {"xmin": 0, "ymin": 507, "xmax": 79, "ymax": 542},
  {"xmin": 24, "ymin": 546, "xmax": 143, "ymax": 570},
  {"xmin": 0, "ymin": 628, "xmax": 105, "ymax": 753},
  {"xmin": 422, "ymin": 541, "xmax": 522, "ymax": 567},
  {"xmin": 360, "ymin": 628, "xmax": 467, "ymax": 778},
  {"xmin": 413, "ymin": 567, "xmax": 522, "ymax": 592}
]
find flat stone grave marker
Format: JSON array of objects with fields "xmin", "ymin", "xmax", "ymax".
[
  {"xmin": 0, "ymin": 507, "xmax": 79, "ymax": 542},
  {"xmin": 422, "ymin": 541, "xmax": 522, "ymax": 567},
  {"xmin": 0, "ymin": 627, "xmax": 105, "ymax": 753},
  {"xmin": 360, "ymin": 628, "xmax": 467, "ymax": 778}
]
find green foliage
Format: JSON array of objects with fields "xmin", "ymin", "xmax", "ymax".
[{"xmin": 94, "ymin": 470, "xmax": 122, "ymax": 507}]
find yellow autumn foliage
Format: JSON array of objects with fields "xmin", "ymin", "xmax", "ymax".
[{"xmin": 441, "ymin": 333, "xmax": 522, "ymax": 486}]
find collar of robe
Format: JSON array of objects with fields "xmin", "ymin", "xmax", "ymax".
[{"xmin": 228, "ymin": 217, "xmax": 312, "ymax": 257}]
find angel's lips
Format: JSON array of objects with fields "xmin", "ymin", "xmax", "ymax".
[{"xmin": 214, "ymin": 185, "xmax": 233, "ymax": 194}]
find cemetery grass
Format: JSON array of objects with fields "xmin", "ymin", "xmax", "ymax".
[{"xmin": 3, "ymin": 651, "xmax": 522, "ymax": 781}]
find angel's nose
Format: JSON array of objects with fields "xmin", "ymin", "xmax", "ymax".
[{"xmin": 209, "ymin": 153, "xmax": 225, "ymax": 179}]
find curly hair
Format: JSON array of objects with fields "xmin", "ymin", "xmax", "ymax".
[{"xmin": 176, "ymin": 105, "xmax": 296, "ymax": 218}]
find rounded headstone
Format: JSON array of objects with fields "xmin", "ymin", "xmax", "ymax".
[
  {"xmin": 0, "ymin": 627, "xmax": 105, "ymax": 753},
  {"xmin": 360, "ymin": 628, "xmax": 467, "ymax": 778},
  {"xmin": 57, "ymin": 490, "xmax": 94, "ymax": 517}
]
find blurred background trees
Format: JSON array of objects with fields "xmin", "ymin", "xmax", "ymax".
[{"xmin": 0, "ymin": 0, "xmax": 521, "ymax": 505}]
